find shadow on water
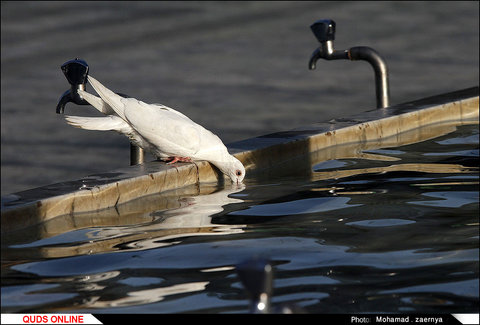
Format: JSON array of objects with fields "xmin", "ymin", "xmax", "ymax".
[{"xmin": 1, "ymin": 123, "xmax": 478, "ymax": 313}]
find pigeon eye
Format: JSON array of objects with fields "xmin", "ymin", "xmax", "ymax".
[{"xmin": 236, "ymin": 170, "xmax": 242, "ymax": 176}]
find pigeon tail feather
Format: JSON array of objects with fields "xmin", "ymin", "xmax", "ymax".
[
  {"xmin": 77, "ymin": 89, "xmax": 115, "ymax": 115},
  {"xmin": 87, "ymin": 76, "xmax": 128, "ymax": 120}
]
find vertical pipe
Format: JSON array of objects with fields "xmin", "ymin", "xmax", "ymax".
[
  {"xmin": 348, "ymin": 46, "xmax": 390, "ymax": 109},
  {"xmin": 130, "ymin": 144, "xmax": 144, "ymax": 165}
]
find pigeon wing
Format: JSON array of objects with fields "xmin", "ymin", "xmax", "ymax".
[
  {"xmin": 122, "ymin": 98, "xmax": 202, "ymax": 157},
  {"xmin": 65, "ymin": 115, "xmax": 130, "ymax": 131}
]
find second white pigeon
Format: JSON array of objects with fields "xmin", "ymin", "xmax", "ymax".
[{"xmin": 65, "ymin": 75, "xmax": 245, "ymax": 183}]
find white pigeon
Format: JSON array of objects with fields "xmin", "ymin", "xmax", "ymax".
[{"xmin": 64, "ymin": 75, "xmax": 245, "ymax": 183}]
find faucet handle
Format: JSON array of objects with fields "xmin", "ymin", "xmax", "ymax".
[
  {"xmin": 61, "ymin": 58, "xmax": 89, "ymax": 86},
  {"xmin": 310, "ymin": 19, "xmax": 336, "ymax": 42}
]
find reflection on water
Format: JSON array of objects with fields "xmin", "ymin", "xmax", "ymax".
[
  {"xmin": 1, "ymin": 124, "xmax": 478, "ymax": 313},
  {"xmin": 229, "ymin": 197, "xmax": 359, "ymax": 217}
]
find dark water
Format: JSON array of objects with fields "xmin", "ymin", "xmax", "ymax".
[{"xmin": 1, "ymin": 124, "xmax": 478, "ymax": 313}]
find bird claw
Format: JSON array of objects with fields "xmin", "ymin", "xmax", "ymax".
[{"xmin": 163, "ymin": 156, "xmax": 192, "ymax": 164}]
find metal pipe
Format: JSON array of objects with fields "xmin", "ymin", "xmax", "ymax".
[
  {"xmin": 56, "ymin": 58, "xmax": 144, "ymax": 165},
  {"xmin": 348, "ymin": 46, "xmax": 390, "ymax": 109},
  {"xmin": 308, "ymin": 19, "xmax": 391, "ymax": 109},
  {"xmin": 130, "ymin": 144, "xmax": 144, "ymax": 166}
]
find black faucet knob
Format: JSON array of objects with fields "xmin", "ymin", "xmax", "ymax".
[
  {"xmin": 310, "ymin": 19, "xmax": 336, "ymax": 42},
  {"xmin": 61, "ymin": 58, "xmax": 89, "ymax": 86}
]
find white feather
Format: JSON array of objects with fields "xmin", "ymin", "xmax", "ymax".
[
  {"xmin": 65, "ymin": 115, "xmax": 129, "ymax": 131},
  {"xmin": 79, "ymin": 91, "xmax": 115, "ymax": 115}
]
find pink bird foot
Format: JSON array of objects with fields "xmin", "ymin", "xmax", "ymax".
[{"xmin": 163, "ymin": 156, "xmax": 192, "ymax": 164}]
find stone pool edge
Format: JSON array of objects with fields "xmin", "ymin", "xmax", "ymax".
[{"xmin": 1, "ymin": 87, "xmax": 478, "ymax": 232}]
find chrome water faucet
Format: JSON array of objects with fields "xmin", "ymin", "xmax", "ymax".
[
  {"xmin": 56, "ymin": 58, "xmax": 90, "ymax": 114},
  {"xmin": 308, "ymin": 19, "xmax": 390, "ymax": 109}
]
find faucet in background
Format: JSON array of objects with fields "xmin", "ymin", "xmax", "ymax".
[{"xmin": 308, "ymin": 19, "xmax": 390, "ymax": 109}]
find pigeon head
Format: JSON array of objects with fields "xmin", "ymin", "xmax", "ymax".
[
  {"xmin": 229, "ymin": 157, "xmax": 246, "ymax": 184},
  {"xmin": 215, "ymin": 155, "xmax": 245, "ymax": 184}
]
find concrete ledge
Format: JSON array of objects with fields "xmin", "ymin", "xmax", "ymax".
[{"xmin": 1, "ymin": 87, "xmax": 478, "ymax": 233}]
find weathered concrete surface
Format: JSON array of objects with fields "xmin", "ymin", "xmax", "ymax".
[
  {"xmin": 1, "ymin": 1, "xmax": 479, "ymax": 195},
  {"xmin": 1, "ymin": 87, "xmax": 478, "ymax": 234}
]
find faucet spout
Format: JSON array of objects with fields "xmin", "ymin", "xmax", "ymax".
[
  {"xmin": 56, "ymin": 89, "xmax": 73, "ymax": 114},
  {"xmin": 308, "ymin": 48, "xmax": 322, "ymax": 70},
  {"xmin": 308, "ymin": 44, "xmax": 349, "ymax": 70}
]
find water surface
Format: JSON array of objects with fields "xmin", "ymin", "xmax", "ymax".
[{"xmin": 1, "ymin": 124, "xmax": 478, "ymax": 313}]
